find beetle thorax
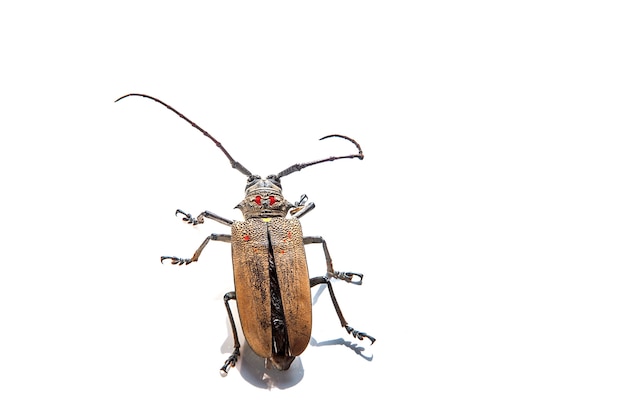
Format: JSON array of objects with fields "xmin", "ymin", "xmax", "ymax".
[{"xmin": 237, "ymin": 175, "xmax": 291, "ymax": 220}]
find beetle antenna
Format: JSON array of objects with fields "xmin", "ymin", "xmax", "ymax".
[
  {"xmin": 115, "ymin": 93, "xmax": 252, "ymax": 177},
  {"xmin": 275, "ymin": 135, "xmax": 364, "ymax": 179}
]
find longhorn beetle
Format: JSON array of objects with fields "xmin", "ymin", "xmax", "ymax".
[{"xmin": 116, "ymin": 93, "xmax": 375, "ymax": 375}]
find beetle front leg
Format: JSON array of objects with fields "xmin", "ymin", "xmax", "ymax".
[
  {"xmin": 310, "ymin": 276, "xmax": 375, "ymax": 344},
  {"xmin": 302, "ymin": 236, "xmax": 363, "ymax": 284},
  {"xmin": 220, "ymin": 291, "xmax": 241, "ymax": 376},
  {"xmin": 175, "ymin": 209, "xmax": 234, "ymax": 227},
  {"xmin": 161, "ymin": 233, "xmax": 231, "ymax": 265}
]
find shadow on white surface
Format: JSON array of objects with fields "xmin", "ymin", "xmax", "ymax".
[
  {"xmin": 309, "ymin": 336, "xmax": 374, "ymax": 363},
  {"xmin": 224, "ymin": 336, "xmax": 374, "ymax": 390}
]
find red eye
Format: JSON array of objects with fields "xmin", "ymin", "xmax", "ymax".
[
  {"xmin": 255, "ymin": 195, "xmax": 261, "ymax": 205},
  {"xmin": 269, "ymin": 196, "xmax": 276, "ymax": 205}
]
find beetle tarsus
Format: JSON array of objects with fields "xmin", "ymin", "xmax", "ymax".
[
  {"xmin": 160, "ymin": 255, "xmax": 193, "ymax": 265},
  {"xmin": 334, "ymin": 271, "xmax": 364, "ymax": 285},
  {"xmin": 220, "ymin": 348, "xmax": 240, "ymax": 376},
  {"xmin": 175, "ymin": 209, "xmax": 200, "ymax": 225},
  {"xmin": 346, "ymin": 325, "xmax": 376, "ymax": 345}
]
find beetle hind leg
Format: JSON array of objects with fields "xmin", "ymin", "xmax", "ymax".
[
  {"xmin": 220, "ymin": 291, "xmax": 241, "ymax": 376},
  {"xmin": 310, "ymin": 276, "xmax": 376, "ymax": 345}
]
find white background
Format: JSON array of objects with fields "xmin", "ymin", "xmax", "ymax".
[{"xmin": 1, "ymin": 1, "xmax": 625, "ymax": 414}]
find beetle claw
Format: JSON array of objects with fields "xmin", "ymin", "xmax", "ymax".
[{"xmin": 220, "ymin": 348, "xmax": 240, "ymax": 376}]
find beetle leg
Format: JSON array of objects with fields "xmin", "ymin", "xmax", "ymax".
[
  {"xmin": 161, "ymin": 233, "xmax": 231, "ymax": 265},
  {"xmin": 220, "ymin": 291, "xmax": 241, "ymax": 376},
  {"xmin": 310, "ymin": 276, "xmax": 376, "ymax": 345},
  {"xmin": 302, "ymin": 236, "xmax": 363, "ymax": 284},
  {"xmin": 175, "ymin": 209, "xmax": 233, "ymax": 227}
]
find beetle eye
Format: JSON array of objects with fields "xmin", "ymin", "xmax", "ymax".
[
  {"xmin": 269, "ymin": 196, "xmax": 276, "ymax": 205},
  {"xmin": 255, "ymin": 195, "xmax": 262, "ymax": 205}
]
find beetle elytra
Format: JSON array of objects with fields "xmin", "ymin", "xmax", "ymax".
[{"xmin": 116, "ymin": 93, "xmax": 375, "ymax": 375}]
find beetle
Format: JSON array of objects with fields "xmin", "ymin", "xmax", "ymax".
[{"xmin": 116, "ymin": 93, "xmax": 375, "ymax": 375}]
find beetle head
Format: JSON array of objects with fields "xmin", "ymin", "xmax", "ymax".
[{"xmin": 236, "ymin": 175, "xmax": 293, "ymax": 220}]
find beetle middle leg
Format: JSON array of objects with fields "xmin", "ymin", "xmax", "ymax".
[
  {"xmin": 310, "ymin": 276, "xmax": 375, "ymax": 344},
  {"xmin": 161, "ymin": 233, "xmax": 231, "ymax": 265},
  {"xmin": 302, "ymin": 236, "xmax": 363, "ymax": 284},
  {"xmin": 220, "ymin": 291, "xmax": 241, "ymax": 376}
]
